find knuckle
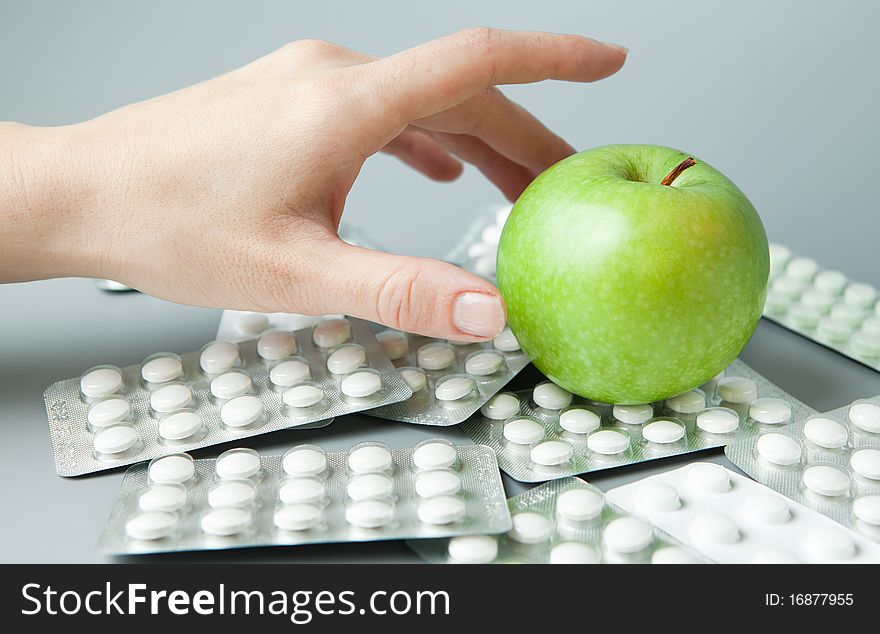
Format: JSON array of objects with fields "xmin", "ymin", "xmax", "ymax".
[
  {"xmin": 277, "ymin": 38, "xmax": 342, "ymax": 61},
  {"xmin": 453, "ymin": 27, "xmax": 498, "ymax": 84},
  {"xmin": 374, "ymin": 262, "xmax": 432, "ymax": 331}
]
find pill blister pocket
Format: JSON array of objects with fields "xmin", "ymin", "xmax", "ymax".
[
  {"xmin": 608, "ymin": 462, "xmax": 880, "ymax": 563},
  {"xmin": 725, "ymin": 396, "xmax": 880, "ymax": 541},
  {"xmin": 45, "ymin": 317, "xmax": 412, "ymax": 476},
  {"xmin": 97, "ymin": 441, "xmax": 511, "ymax": 554},
  {"xmin": 442, "ymin": 203, "xmax": 511, "ymax": 280},
  {"xmin": 407, "ymin": 477, "xmax": 706, "ymax": 564},
  {"xmin": 765, "ymin": 243, "xmax": 880, "ymax": 370},
  {"xmin": 460, "ymin": 359, "xmax": 814, "ymax": 483}
]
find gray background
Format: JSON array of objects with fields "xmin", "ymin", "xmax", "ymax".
[{"xmin": 1, "ymin": 0, "xmax": 878, "ymax": 562}]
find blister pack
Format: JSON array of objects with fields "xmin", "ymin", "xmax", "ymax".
[
  {"xmin": 45, "ymin": 317, "xmax": 411, "ymax": 476},
  {"xmin": 442, "ymin": 203, "xmax": 511, "ymax": 279},
  {"xmin": 607, "ymin": 462, "xmax": 880, "ymax": 563},
  {"xmin": 97, "ymin": 440, "xmax": 511, "ymax": 554},
  {"xmin": 725, "ymin": 396, "xmax": 880, "ymax": 541},
  {"xmin": 765, "ymin": 243, "xmax": 880, "ymax": 369},
  {"xmin": 459, "ymin": 359, "xmax": 814, "ymax": 482},
  {"xmin": 407, "ymin": 476, "xmax": 706, "ymax": 564}
]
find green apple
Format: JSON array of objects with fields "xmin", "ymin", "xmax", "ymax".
[{"xmin": 496, "ymin": 144, "xmax": 768, "ymax": 404}]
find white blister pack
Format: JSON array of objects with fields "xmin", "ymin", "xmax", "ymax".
[
  {"xmin": 97, "ymin": 440, "xmax": 511, "ymax": 554},
  {"xmin": 407, "ymin": 477, "xmax": 705, "ymax": 564},
  {"xmin": 460, "ymin": 359, "xmax": 814, "ymax": 483},
  {"xmin": 442, "ymin": 203, "xmax": 511, "ymax": 279},
  {"xmin": 45, "ymin": 317, "xmax": 412, "ymax": 476},
  {"xmin": 607, "ymin": 462, "xmax": 880, "ymax": 563},
  {"xmin": 765, "ymin": 243, "xmax": 880, "ymax": 369},
  {"xmin": 725, "ymin": 396, "xmax": 880, "ymax": 541}
]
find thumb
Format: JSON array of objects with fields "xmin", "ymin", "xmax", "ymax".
[{"xmin": 309, "ymin": 240, "xmax": 507, "ymax": 341}]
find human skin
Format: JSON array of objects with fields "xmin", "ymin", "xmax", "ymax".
[{"xmin": 0, "ymin": 28, "xmax": 626, "ymax": 340}]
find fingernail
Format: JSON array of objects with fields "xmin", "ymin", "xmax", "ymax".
[
  {"xmin": 605, "ymin": 41, "xmax": 628, "ymax": 55},
  {"xmin": 453, "ymin": 292, "xmax": 506, "ymax": 338}
]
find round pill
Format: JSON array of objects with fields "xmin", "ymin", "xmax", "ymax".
[
  {"xmin": 274, "ymin": 504, "xmax": 322, "ymax": 531},
  {"xmin": 863, "ymin": 316, "xmax": 880, "ymax": 336},
  {"xmin": 481, "ymin": 223, "xmax": 502, "ymax": 245},
  {"xmin": 764, "ymin": 290, "xmax": 790, "ymax": 315},
  {"xmin": 604, "ymin": 516, "xmax": 653, "ymax": 553},
  {"xmin": 651, "ymin": 546, "xmax": 702, "ymax": 564},
  {"xmin": 434, "ymin": 375, "xmax": 475, "ymax": 401},
  {"xmin": 696, "ymin": 408, "xmax": 740, "ymax": 434},
  {"xmin": 803, "ymin": 416, "xmax": 848, "ymax": 449},
  {"xmin": 533, "ymin": 382, "xmax": 572, "ymax": 410},
  {"xmin": 558, "ymin": 408, "xmax": 600, "ymax": 435},
  {"xmin": 201, "ymin": 507, "xmax": 251, "ymax": 536},
  {"xmin": 282, "ymin": 446, "xmax": 327, "ymax": 477},
  {"xmin": 399, "ymin": 367, "xmax": 427, "ymax": 393},
  {"xmin": 282, "ymin": 384, "xmax": 325, "ymax": 408},
  {"xmin": 789, "ymin": 304, "xmax": 821, "ymax": 329},
  {"xmin": 415, "ymin": 470, "xmax": 462, "ymax": 498},
  {"xmin": 635, "ymin": 481, "xmax": 681, "ymax": 512},
  {"xmin": 717, "ymin": 377, "xmax": 758, "ymax": 404},
  {"xmin": 799, "ymin": 289, "xmax": 836, "ymax": 314},
  {"xmin": 803, "ymin": 465, "xmax": 850, "ymax": 497},
  {"xmin": 93, "ymin": 425, "xmax": 138, "ymax": 455},
  {"xmin": 768, "ymin": 243, "xmax": 791, "ymax": 270},
  {"xmin": 87, "ymin": 396, "xmax": 131, "ymax": 428},
  {"xmin": 257, "ymin": 330, "xmax": 296, "ymax": 360},
  {"xmin": 465, "ymin": 351, "xmax": 503, "ymax": 376},
  {"xmin": 341, "ymin": 370, "xmax": 382, "ymax": 398},
  {"xmin": 480, "ymin": 393, "xmax": 520, "ymax": 420},
  {"xmin": 215, "ymin": 449, "xmax": 261, "ymax": 479},
  {"xmin": 665, "ymin": 390, "xmax": 706, "ymax": 414},
  {"xmin": 642, "ymin": 419, "xmax": 686, "ymax": 444},
  {"xmin": 139, "ymin": 485, "xmax": 187, "ymax": 513},
  {"xmin": 831, "ymin": 302, "xmax": 866, "ymax": 328},
  {"xmin": 141, "ymin": 355, "xmax": 183, "ymax": 383},
  {"xmin": 786, "ymin": 256, "xmax": 818, "ymax": 281},
  {"xmin": 805, "ymin": 527, "xmax": 855, "ymax": 561},
  {"xmin": 474, "ymin": 255, "xmax": 496, "ymax": 276},
  {"xmin": 235, "ymin": 312, "xmax": 269, "ymax": 337},
  {"xmin": 686, "ymin": 463, "xmax": 731, "ymax": 493},
  {"xmin": 613, "ymin": 404, "xmax": 654, "ymax": 425},
  {"xmin": 150, "ymin": 383, "xmax": 192, "ymax": 413},
  {"xmin": 691, "ymin": 512, "xmax": 740, "ymax": 544},
  {"xmin": 448, "ymin": 535, "xmax": 498, "ymax": 564},
  {"xmin": 149, "ymin": 454, "xmax": 195, "ymax": 484},
  {"xmin": 844, "ymin": 283, "xmax": 877, "ymax": 308},
  {"xmin": 327, "ymin": 345, "xmax": 366, "ymax": 375},
  {"xmin": 748, "ymin": 398, "xmax": 792, "ymax": 425},
  {"xmin": 312, "ymin": 318, "xmax": 352, "ymax": 348},
  {"xmin": 418, "ymin": 496, "xmax": 466, "ymax": 525},
  {"xmin": 756, "ymin": 433, "xmax": 802, "ymax": 466},
  {"xmin": 211, "ymin": 371, "xmax": 253, "ymax": 400},
  {"xmin": 853, "ymin": 495, "xmax": 880, "ymax": 526},
  {"xmin": 817, "ymin": 316, "xmax": 852, "ymax": 342},
  {"xmin": 200, "ymin": 341, "xmax": 239, "ymax": 374},
  {"xmin": 530, "ymin": 440, "xmax": 574, "ymax": 466},
  {"xmin": 348, "ymin": 444, "xmax": 393, "ymax": 474},
  {"xmin": 345, "ymin": 499, "xmax": 395, "ymax": 528},
  {"xmin": 848, "ymin": 401, "xmax": 880, "ymax": 433},
  {"xmin": 549, "ymin": 542, "xmax": 601, "ymax": 564},
  {"xmin": 771, "ymin": 275, "xmax": 805, "ymax": 300},
  {"xmin": 503, "ymin": 418, "xmax": 545, "ymax": 445},
  {"xmin": 850, "ymin": 331, "xmax": 880, "ymax": 358},
  {"xmin": 269, "ymin": 359, "xmax": 311, "ymax": 388},
  {"xmin": 126, "ymin": 512, "xmax": 177, "ymax": 541},
  {"xmin": 417, "ymin": 343, "xmax": 455, "ymax": 371},
  {"xmin": 208, "ymin": 480, "xmax": 256, "ymax": 508},
  {"xmin": 220, "ymin": 395, "xmax": 264, "ymax": 428},
  {"xmin": 508, "ymin": 512, "xmax": 553, "ymax": 544},
  {"xmin": 587, "ymin": 429, "xmax": 630, "ymax": 455},
  {"xmin": 744, "ymin": 494, "xmax": 790, "ymax": 525},
  {"xmin": 80, "ymin": 367, "xmax": 123, "ymax": 399},
  {"xmin": 851, "ymin": 449, "xmax": 880, "ymax": 480},
  {"xmin": 556, "ymin": 488, "xmax": 604, "ymax": 522},
  {"xmin": 814, "ymin": 270, "xmax": 847, "ymax": 295},
  {"xmin": 493, "ymin": 327, "xmax": 521, "ymax": 352},
  {"xmin": 375, "ymin": 330, "xmax": 409, "ymax": 360},
  {"xmin": 278, "ymin": 478, "xmax": 326, "ymax": 505},
  {"xmin": 751, "ymin": 548, "xmax": 800, "ymax": 564},
  {"xmin": 158, "ymin": 411, "xmax": 202, "ymax": 441},
  {"xmin": 413, "ymin": 441, "xmax": 458, "ymax": 470},
  {"xmin": 347, "ymin": 473, "xmax": 394, "ymax": 501}
]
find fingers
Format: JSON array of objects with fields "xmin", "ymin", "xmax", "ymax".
[
  {"xmin": 434, "ymin": 133, "xmax": 535, "ymax": 202},
  {"xmin": 382, "ymin": 130, "xmax": 463, "ymax": 181},
  {"xmin": 307, "ymin": 240, "xmax": 507, "ymax": 341}
]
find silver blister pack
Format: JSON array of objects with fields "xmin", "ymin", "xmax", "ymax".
[
  {"xmin": 442, "ymin": 203, "xmax": 510, "ymax": 280},
  {"xmin": 407, "ymin": 477, "xmax": 706, "ymax": 564},
  {"xmin": 97, "ymin": 440, "xmax": 511, "ymax": 554},
  {"xmin": 45, "ymin": 317, "xmax": 412, "ymax": 476},
  {"xmin": 725, "ymin": 396, "xmax": 880, "ymax": 541},
  {"xmin": 608, "ymin": 462, "xmax": 880, "ymax": 563},
  {"xmin": 363, "ymin": 326, "xmax": 530, "ymax": 426},
  {"xmin": 460, "ymin": 359, "xmax": 815, "ymax": 483},
  {"xmin": 765, "ymin": 243, "xmax": 880, "ymax": 370}
]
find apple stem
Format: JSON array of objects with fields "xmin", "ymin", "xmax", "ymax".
[{"xmin": 660, "ymin": 157, "xmax": 697, "ymax": 186}]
